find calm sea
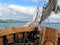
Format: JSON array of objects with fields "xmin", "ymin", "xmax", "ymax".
[
  {"xmin": 0, "ymin": 22, "xmax": 25, "ymax": 28},
  {"xmin": 42, "ymin": 23, "xmax": 60, "ymax": 31},
  {"xmin": 0, "ymin": 22, "xmax": 60, "ymax": 31}
]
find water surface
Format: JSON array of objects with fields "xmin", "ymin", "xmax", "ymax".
[{"xmin": 0, "ymin": 22, "xmax": 60, "ymax": 31}]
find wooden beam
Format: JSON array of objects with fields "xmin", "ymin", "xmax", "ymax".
[
  {"xmin": 40, "ymin": 27, "xmax": 58, "ymax": 45},
  {"xmin": 0, "ymin": 27, "xmax": 36, "ymax": 36}
]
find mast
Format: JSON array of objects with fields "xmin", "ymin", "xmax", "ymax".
[{"xmin": 39, "ymin": 0, "xmax": 58, "ymax": 24}]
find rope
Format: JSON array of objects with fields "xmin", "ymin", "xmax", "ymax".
[
  {"xmin": 23, "ymin": 32, "xmax": 32, "ymax": 42},
  {"xmin": 47, "ymin": 18, "xmax": 51, "ymax": 27}
]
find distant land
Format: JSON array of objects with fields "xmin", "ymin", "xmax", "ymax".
[
  {"xmin": 0, "ymin": 19, "xmax": 59, "ymax": 23},
  {"xmin": 0, "ymin": 19, "xmax": 28, "ymax": 23}
]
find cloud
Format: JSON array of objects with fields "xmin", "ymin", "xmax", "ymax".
[
  {"xmin": 8, "ymin": 4, "xmax": 36, "ymax": 15},
  {"xmin": 8, "ymin": 4, "xmax": 43, "ymax": 15},
  {"xmin": 0, "ymin": 2, "xmax": 60, "ymax": 22},
  {"xmin": 0, "ymin": 4, "xmax": 34, "ymax": 21},
  {"xmin": 58, "ymin": 0, "xmax": 60, "ymax": 6},
  {"xmin": 0, "ymin": 4, "xmax": 43, "ymax": 21},
  {"xmin": 0, "ymin": 13, "xmax": 2, "ymax": 16}
]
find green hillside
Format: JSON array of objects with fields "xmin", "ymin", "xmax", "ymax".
[
  {"xmin": 4, "ymin": 19, "xmax": 15, "ymax": 22},
  {"xmin": 0, "ymin": 19, "xmax": 15, "ymax": 23}
]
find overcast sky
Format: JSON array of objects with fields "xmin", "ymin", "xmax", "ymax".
[{"xmin": 0, "ymin": 0, "xmax": 60, "ymax": 22}]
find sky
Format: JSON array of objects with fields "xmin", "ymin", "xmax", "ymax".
[
  {"xmin": 0, "ymin": 0, "xmax": 45, "ymax": 6},
  {"xmin": 0, "ymin": 0, "xmax": 60, "ymax": 22}
]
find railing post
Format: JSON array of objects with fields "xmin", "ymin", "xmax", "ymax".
[
  {"xmin": 3, "ymin": 35, "xmax": 8, "ymax": 45},
  {"xmin": 13, "ymin": 33, "xmax": 18, "ymax": 43}
]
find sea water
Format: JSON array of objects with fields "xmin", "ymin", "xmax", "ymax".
[
  {"xmin": 42, "ymin": 22, "xmax": 60, "ymax": 31},
  {"xmin": 0, "ymin": 22, "xmax": 60, "ymax": 31},
  {"xmin": 0, "ymin": 22, "xmax": 25, "ymax": 28}
]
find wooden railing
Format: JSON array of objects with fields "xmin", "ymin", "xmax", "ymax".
[
  {"xmin": 0, "ymin": 26, "xmax": 59, "ymax": 45},
  {"xmin": 0, "ymin": 26, "xmax": 36, "ymax": 36}
]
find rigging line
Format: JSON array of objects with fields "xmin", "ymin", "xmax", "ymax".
[
  {"xmin": 47, "ymin": 18, "xmax": 51, "ymax": 27},
  {"xmin": 33, "ymin": 0, "xmax": 40, "ymax": 26},
  {"xmin": 23, "ymin": 32, "xmax": 31, "ymax": 41}
]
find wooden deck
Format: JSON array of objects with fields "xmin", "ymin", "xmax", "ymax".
[
  {"xmin": 0, "ymin": 26, "xmax": 60, "ymax": 45},
  {"xmin": 0, "ymin": 26, "xmax": 59, "ymax": 37}
]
